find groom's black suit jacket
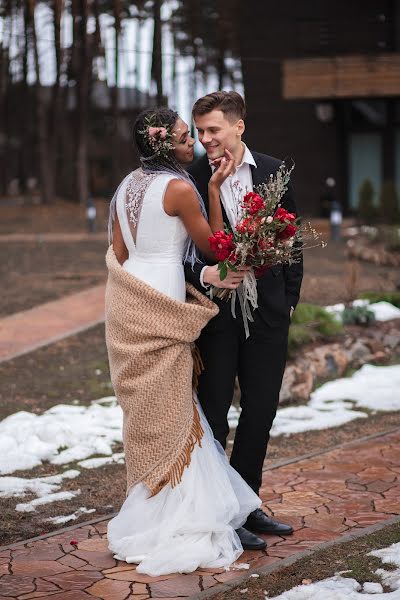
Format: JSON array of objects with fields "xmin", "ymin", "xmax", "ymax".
[{"xmin": 185, "ymin": 151, "xmax": 303, "ymax": 327}]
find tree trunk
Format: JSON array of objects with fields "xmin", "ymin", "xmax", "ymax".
[
  {"xmin": 151, "ymin": 0, "xmax": 163, "ymax": 105},
  {"xmin": 51, "ymin": 0, "xmax": 63, "ymax": 197},
  {"xmin": 28, "ymin": 0, "xmax": 55, "ymax": 204},
  {"xmin": 72, "ymin": 0, "xmax": 90, "ymax": 204},
  {"xmin": 111, "ymin": 0, "xmax": 121, "ymax": 187}
]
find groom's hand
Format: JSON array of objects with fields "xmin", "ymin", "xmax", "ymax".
[{"xmin": 203, "ymin": 265, "xmax": 249, "ymax": 289}]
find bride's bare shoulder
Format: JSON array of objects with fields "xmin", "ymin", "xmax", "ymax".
[{"xmin": 166, "ymin": 178, "xmax": 195, "ymax": 196}]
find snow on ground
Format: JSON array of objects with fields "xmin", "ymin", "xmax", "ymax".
[
  {"xmin": 0, "ymin": 469, "xmax": 80, "ymax": 499},
  {"xmin": 16, "ymin": 489, "xmax": 81, "ymax": 513},
  {"xmin": 227, "ymin": 364, "xmax": 400, "ymax": 434},
  {"xmin": 269, "ymin": 542, "xmax": 400, "ymax": 599},
  {"xmin": 326, "ymin": 299, "xmax": 400, "ymax": 322},
  {"xmin": 272, "ymin": 364, "xmax": 400, "ymax": 437},
  {"xmin": 0, "ymin": 397, "xmax": 122, "ymax": 475},
  {"xmin": 46, "ymin": 506, "xmax": 96, "ymax": 524},
  {"xmin": 78, "ymin": 452, "xmax": 124, "ymax": 469}
]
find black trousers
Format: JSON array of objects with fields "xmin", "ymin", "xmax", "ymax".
[{"xmin": 196, "ymin": 305, "xmax": 289, "ymax": 496}]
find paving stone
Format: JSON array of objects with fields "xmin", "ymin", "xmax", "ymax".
[
  {"xmin": 77, "ymin": 538, "xmax": 109, "ymax": 552},
  {"xmin": 214, "ymin": 570, "xmax": 246, "ymax": 583},
  {"xmin": 247, "ymin": 555, "xmax": 280, "ymax": 570},
  {"xmin": 267, "ymin": 544, "xmax": 311, "ymax": 558},
  {"xmin": 365, "ymin": 480, "xmax": 394, "ymax": 493},
  {"xmin": 86, "ymin": 578, "xmax": 133, "ymax": 599},
  {"xmin": 0, "ymin": 575, "xmax": 35, "ymax": 596},
  {"xmin": 200, "ymin": 574, "xmax": 218, "ymax": 589},
  {"xmin": 383, "ymin": 485, "xmax": 400, "ymax": 497},
  {"xmin": 58, "ymin": 554, "xmax": 90, "ymax": 569},
  {"xmin": 103, "ymin": 565, "xmax": 138, "ymax": 574},
  {"xmin": 12, "ymin": 560, "xmax": 72, "ymax": 577},
  {"xmin": 149, "ymin": 574, "xmax": 201, "ymax": 597},
  {"xmin": 32, "ymin": 592, "xmax": 92, "ymax": 600},
  {"xmin": 94, "ymin": 522, "xmax": 109, "ymax": 535},
  {"xmin": 303, "ymin": 514, "xmax": 347, "ymax": 533},
  {"xmin": 354, "ymin": 513, "xmax": 393, "ymax": 526},
  {"xmin": 18, "ymin": 592, "xmax": 60, "ymax": 600},
  {"xmin": 288, "ymin": 527, "xmax": 337, "ymax": 542},
  {"xmin": 13, "ymin": 547, "xmax": 65, "ymax": 562},
  {"xmin": 72, "ymin": 549, "xmax": 116, "ymax": 570},
  {"xmin": 34, "ymin": 579, "xmax": 61, "ymax": 593},
  {"xmin": 43, "ymin": 570, "xmax": 104, "ymax": 589},
  {"xmin": 373, "ymin": 498, "xmax": 400, "ymax": 514}
]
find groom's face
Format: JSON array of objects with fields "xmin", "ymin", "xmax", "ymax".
[{"xmin": 194, "ymin": 110, "xmax": 243, "ymax": 160}]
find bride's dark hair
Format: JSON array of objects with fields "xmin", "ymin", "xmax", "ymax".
[{"xmin": 133, "ymin": 107, "xmax": 185, "ymax": 174}]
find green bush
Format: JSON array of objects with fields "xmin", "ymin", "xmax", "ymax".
[
  {"xmin": 288, "ymin": 303, "xmax": 343, "ymax": 355},
  {"xmin": 375, "ymin": 225, "xmax": 400, "ymax": 251},
  {"xmin": 359, "ymin": 291, "xmax": 400, "ymax": 308},
  {"xmin": 358, "ymin": 179, "xmax": 376, "ymax": 224},
  {"xmin": 379, "ymin": 180, "xmax": 399, "ymax": 224},
  {"xmin": 342, "ymin": 305, "xmax": 375, "ymax": 326}
]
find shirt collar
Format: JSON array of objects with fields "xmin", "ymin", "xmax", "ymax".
[{"xmin": 208, "ymin": 143, "xmax": 257, "ymax": 170}]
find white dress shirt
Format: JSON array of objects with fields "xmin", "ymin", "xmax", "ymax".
[{"xmin": 200, "ymin": 144, "xmax": 257, "ymax": 287}]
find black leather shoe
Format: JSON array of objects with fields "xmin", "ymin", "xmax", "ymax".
[
  {"xmin": 245, "ymin": 509, "xmax": 293, "ymax": 535},
  {"xmin": 236, "ymin": 526, "xmax": 267, "ymax": 550}
]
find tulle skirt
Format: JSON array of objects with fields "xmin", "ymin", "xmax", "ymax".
[{"xmin": 107, "ymin": 399, "xmax": 261, "ymax": 576}]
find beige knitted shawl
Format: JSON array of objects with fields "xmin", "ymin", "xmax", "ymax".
[{"xmin": 105, "ymin": 247, "xmax": 219, "ymax": 496}]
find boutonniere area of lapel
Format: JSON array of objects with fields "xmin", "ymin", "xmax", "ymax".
[{"xmin": 208, "ymin": 160, "xmax": 326, "ymax": 338}]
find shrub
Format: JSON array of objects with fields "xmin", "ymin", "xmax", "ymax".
[
  {"xmin": 358, "ymin": 179, "xmax": 376, "ymax": 224},
  {"xmin": 342, "ymin": 305, "xmax": 376, "ymax": 326},
  {"xmin": 359, "ymin": 291, "xmax": 400, "ymax": 308},
  {"xmin": 379, "ymin": 180, "xmax": 399, "ymax": 224},
  {"xmin": 288, "ymin": 303, "xmax": 343, "ymax": 355}
]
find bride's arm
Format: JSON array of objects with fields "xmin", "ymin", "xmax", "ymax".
[
  {"xmin": 164, "ymin": 179, "xmax": 215, "ymax": 261},
  {"xmin": 112, "ymin": 215, "xmax": 129, "ymax": 265}
]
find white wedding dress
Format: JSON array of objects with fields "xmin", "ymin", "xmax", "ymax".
[{"xmin": 107, "ymin": 173, "xmax": 261, "ymax": 576}]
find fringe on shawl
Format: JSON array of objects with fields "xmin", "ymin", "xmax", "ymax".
[{"xmin": 150, "ymin": 398, "xmax": 204, "ymax": 497}]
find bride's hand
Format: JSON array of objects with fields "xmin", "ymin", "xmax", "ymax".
[{"xmin": 209, "ymin": 150, "xmax": 235, "ymax": 189}]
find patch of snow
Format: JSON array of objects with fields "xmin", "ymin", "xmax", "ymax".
[
  {"xmin": 363, "ymin": 582, "xmax": 384, "ymax": 594},
  {"xmin": 0, "ymin": 470, "xmax": 80, "ymax": 499},
  {"xmin": 78, "ymin": 452, "xmax": 124, "ymax": 469},
  {"xmin": 271, "ymin": 364, "xmax": 400, "ymax": 437},
  {"xmin": 0, "ymin": 397, "xmax": 122, "ymax": 475},
  {"xmin": 46, "ymin": 506, "xmax": 96, "ymax": 524},
  {"xmin": 270, "ymin": 541, "xmax": 400, "ymax": 599},
  {"xmin": 16, "ymin": 489, "xmax": 81, "ymax": 512},
  {"xmin": 325, "ymin": 299, "xmax": 400, "ymax": 322}
]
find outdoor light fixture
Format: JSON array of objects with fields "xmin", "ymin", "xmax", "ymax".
[{"xmin": 315, "ymin": 102, "xmax": 334, "ymax": 123}]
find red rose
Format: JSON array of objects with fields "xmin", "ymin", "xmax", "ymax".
[
  {"xmin": 236, "ymin": 216, "xmax": 261, "ymax": 235},
  {"xmin": 277, "ymin": 223, "xmax": 298, "ymax": 240},
  {"xmin": 257, "ymin": 238, "xmax": 273, "ymax": 252},
  {"xmin": 243, "ymin": 192, "xmax": 265, "ymax": 215},
  {"xmin": 208, "ymin": 231, "xmax": 235, "ymax": 261},
  {"xmin": 274, "ymin": 207, "xmax": 296, "ymax": 223}
]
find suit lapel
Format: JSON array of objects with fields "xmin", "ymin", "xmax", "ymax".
[{"xmin": 250, "ymin": 153, "xmax": 267, "ymax": 188}]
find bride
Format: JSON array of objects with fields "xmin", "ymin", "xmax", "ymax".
[{"xmin": 105, "ymin": 107, "xmax": 261, "ymax": 576}]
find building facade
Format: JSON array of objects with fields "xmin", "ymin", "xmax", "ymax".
[{"xmin": 239, "ymin": 1, "xmax": 400, "ymax": 216}]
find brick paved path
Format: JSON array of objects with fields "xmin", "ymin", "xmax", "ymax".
[
  {"xmin": 1, "ymin": 429, "xmax": 399, "ymax": 599},
  {"xmin": 0, "ymin": 285, "xmax": 106, "ymax": 362}
]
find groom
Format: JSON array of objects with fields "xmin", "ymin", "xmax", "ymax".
[{"xmin": 185, "ymin": 91, "xmax": 303, "ymax": 550}]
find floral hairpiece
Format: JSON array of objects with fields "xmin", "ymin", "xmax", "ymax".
[{"xmin": 139, "ymin": 114, "xmax": 175, "ymax": 159}]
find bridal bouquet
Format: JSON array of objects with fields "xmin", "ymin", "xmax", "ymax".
[{"xmin": 208, "ymin": 161, "xmax": 325, "ymax": 336}]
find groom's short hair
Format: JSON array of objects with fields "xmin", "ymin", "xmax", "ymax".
[{"xmin": 192, "ymin": 91, "xmax": 246, "ymax": 123}]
